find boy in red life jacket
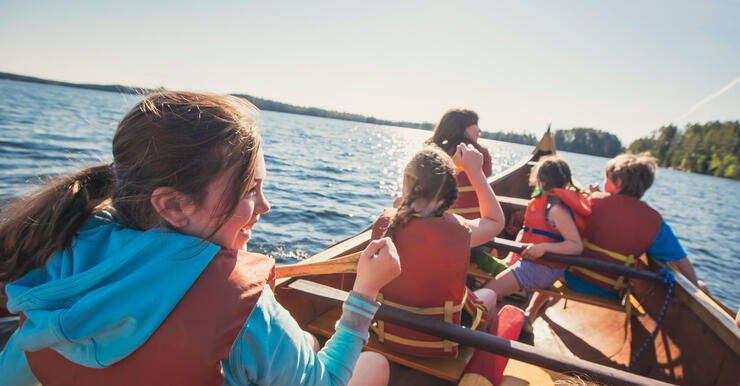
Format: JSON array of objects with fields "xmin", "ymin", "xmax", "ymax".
[
  {"xmin": 371, "ymin": 144, "xmax": 506, "ymax": 357},
  {"xmin": 563, "ymin": 153, "xmax": 708, "ymax": 297},
  {"xmin": 482, "ymin": 156, "xmax": 591, "ymax": 324}
]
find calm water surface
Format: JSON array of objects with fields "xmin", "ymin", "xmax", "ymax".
[{"xmin": 0, "ymin": 79, "xmax": 738, "ymax": 311}]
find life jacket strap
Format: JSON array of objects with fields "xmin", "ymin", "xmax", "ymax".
[
  {"xmin": 376, "ymin": 291, "xmax": 467, "ymax": 315},
  {"xmin": 447, "ymin": 207, "xmax": 480, "ymax": 215},
  {"xmin": 582, "ymin": 240, "xmax": 636, "ymax": 265},
  {"xmin": 571, "ymin": 239, "xmax": 636, "ymax": 290},
  {"xmin": 522, "ymin": 226, "xmax": 564, "ymax": 242},
  {"xmin": 371, "ymin": 327, "xmax": 460, "ymax": 350},
  {"xmin": 457, "ymin": 185, "xmax": 475, "ymax": 193},
  {"xmin": 374, "ymin": 291, "xmax": 468, "ymax": 352}
]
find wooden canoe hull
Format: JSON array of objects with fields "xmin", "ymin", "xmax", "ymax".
[{"xmin": 275, "ymin": 130, "xmax": 740, "ymax": 385}]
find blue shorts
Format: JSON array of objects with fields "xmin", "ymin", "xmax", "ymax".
[{"xmin": 510, "ymin": 259, "xmax": 565, "ymax": 290}]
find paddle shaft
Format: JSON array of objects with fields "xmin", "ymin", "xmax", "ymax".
[
  {"xmin": 486, "ymin": 238, "xmax": 665, "ymax": 283},
  {"xmin": 289, "ymin": 279, "xmax": 670, "ymax": 386},
  {"xmin": 275, "ymin": 251, "xmax": 361, "ymax": 279}
]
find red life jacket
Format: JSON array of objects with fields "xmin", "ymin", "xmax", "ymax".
[
  {"xmin": 568, "ymin": 192, "xmax": 662, "ymax": 292},
  {"xmin": 23, "ymin": 249, "xmax": 275, "ymax": 386},
  {"xmin": 518, "ymin": 188, "xmax": 591, "ymax": 269},
  {"xmin": 448, "ymin": 145, "xmax": 492, "ymax": 220},
  {"xmin": 371, "ymin": 209, "xmax": 471, "ymax": 357}
]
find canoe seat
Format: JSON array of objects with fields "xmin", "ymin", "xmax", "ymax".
[
  {"xmin": 467, "ymin": 264, "xmax": 645, "ymax": 315},
  {"xmin": 306, "ymin": 307, "xmax": 475, "ymax": 383}
]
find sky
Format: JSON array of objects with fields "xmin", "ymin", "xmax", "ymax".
[{"xmin": 1, "ymin": 0, "xmax": 738, "ymax": 144}]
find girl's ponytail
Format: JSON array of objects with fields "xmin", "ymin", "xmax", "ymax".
[
  {"xmin": 0, "ymin": 164, "xmax": 114, "ymax": 282},
  {"xmin": 384, "ymin": 147, "xmax": 458, "ymax": 238},
  {"xmin": 385, "ymin": 184, "xmax": 422, "ymax": 238}
]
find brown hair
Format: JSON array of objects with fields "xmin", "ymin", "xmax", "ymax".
[
  {"xmin": 426, "ymin": 108, "xmax": 481, "ymax": 154},
  {"xmin": 386, "ymin": 147, "xmax": 458, "ymax": 237},
  {"xmin": 529, "ymin": 155, "xmax": 573, "ymax": 191},
  {"xmin": 606, "ymin": 153, "xmax": 657, "ymax": 198},
  {"xmin": 0, "ymin": 91, "xmax": 261, "ymax": 282}
]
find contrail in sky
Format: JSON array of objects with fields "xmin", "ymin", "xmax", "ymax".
[{"xmin": 673, "ymin": 75, "xmax": 740, "ymax": 124}]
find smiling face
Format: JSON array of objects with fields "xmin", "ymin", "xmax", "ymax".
[{"xmin": 184, "ymin": 149, "xmax": 270, "ymax": 250}]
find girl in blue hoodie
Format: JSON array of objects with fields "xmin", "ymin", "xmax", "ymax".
[{"xmin": 0, "ymin": 91, "xmax": 401, "ymax": 385}]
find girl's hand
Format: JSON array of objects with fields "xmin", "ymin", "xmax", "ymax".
[
  {"xmin": 585, "ymin": 183, "xmax": 601, "ymax": 194},
  {"xmin": 520, "ymin": 243, "xmax": 547, "ymax": 260},
  {"xmin": 453, "ymin": 143, "xmax": 483, "ymax": 173},
  {"xmin": 353, "ymin": 238, "xmax": 402, "ymax": 299}
]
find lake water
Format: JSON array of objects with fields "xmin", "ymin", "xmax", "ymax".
[{"xmin": 1, "ymin": 79, "xmax": 738, "ymax": 312}]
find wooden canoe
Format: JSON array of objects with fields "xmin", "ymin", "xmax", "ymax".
[{"xmin": 274, "ymin": 129, "xmax": 740, "ymax": 385}]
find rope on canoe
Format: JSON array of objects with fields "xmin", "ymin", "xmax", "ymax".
[{"xmin": 627, "ymin": 268, "xmax": 674, "ymax": 371}]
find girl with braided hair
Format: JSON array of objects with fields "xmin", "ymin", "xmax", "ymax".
[
  {"xmin": 369, "ymin": 144, "xmax": 504, "ymax": 358},
  {"xmin": 0, "ymin": 91, "xmax": 400, "ymax": 385},
  {"xmin": 483, "ymin": 155, "xmax": 590, "ymax": 327}
]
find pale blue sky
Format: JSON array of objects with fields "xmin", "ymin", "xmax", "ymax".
[{"xmin": 1, "ymin": 0, "xmax": 738, "ymax": 143}]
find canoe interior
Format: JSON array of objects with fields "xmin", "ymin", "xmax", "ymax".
[{"xmin": 275, "ymin": 134, "xmax": 740, "ymax": 385}]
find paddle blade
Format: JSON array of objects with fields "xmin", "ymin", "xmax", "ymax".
[{"xmin": 275, "ymin": 252, "xmax": 362, "ymax": 279}]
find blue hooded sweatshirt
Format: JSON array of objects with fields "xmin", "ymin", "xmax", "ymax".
[
  {"xmin": 1, "ymin": 212, "xmax": 380, "ymax": 386},
  {"xmin": 0, "ymin": 212, "xmax": 220, "ymax": 383}
]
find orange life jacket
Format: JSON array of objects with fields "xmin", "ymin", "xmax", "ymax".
[
  {"xmin": 518, "ymin": 188, "xmax": 591, "ymax": 269},
  {"xmin": 371, "ymin": 209, "xmax": 474, "ymax": 357},
  {"xmin": 23, "ymin": 249, "xmax": 275, "ymax": 386},
  {"xmin": 448, "ymin": 145, "xmax": 492, "ymax": 220},
  {"xmin": 568, "ymin": 192, "xmax": 662, "ymax": 292}
]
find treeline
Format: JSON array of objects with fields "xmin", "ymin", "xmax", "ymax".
[
  {"xmin": 553, "ymin": 128, "xmax": 624, "ymax": 157},
  {"xmin": 628, "ymin": 121, "xmax": 740, "ymax": 180},
  {"xmin": 0, "ymin": 71, "xmax": 147, "ymax": 94},
  {"xmin": 480, "ymin": 131, "xmax": 538, "ymax": 145},
  {"xmin": 481, "ymin": 128, "xmax": 624, "ymax": 157},
  {"xmin": 0, "ymin": 72, "xmax": 434, "ymax": 130},
  {"xmin": 231, "ymin": 92, "xmax": 434, "ymax": 129}
]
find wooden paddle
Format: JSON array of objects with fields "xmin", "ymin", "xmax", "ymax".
[
  {"xmin": 288, "ymin": 279, "xmax": 672, "ymax": 386},
  {"xmin": 275, "ymin": 251, "xmax": 362, "ymax": 279},
  {"xmin": 485, "ymin": 238, "xmax": 666, "ymax": 283}
]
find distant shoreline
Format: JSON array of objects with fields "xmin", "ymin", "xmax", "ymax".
[
  {"xmin": 3, "ymin": 71, "xmax": 736, "ymax": 176},
  {"xmin": 0, "ymin": 71, "xmax": 435, "ymax": 131}
]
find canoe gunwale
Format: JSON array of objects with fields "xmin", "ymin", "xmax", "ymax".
[{"xmin": 651, "ymin": 258, "xmax": 740, "ymax": 357}]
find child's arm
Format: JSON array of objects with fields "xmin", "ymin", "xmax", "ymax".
[
  {"xmin": 454, "ymin": 143, "xmax": 505, "ymax": 247},
  {"xmin": 520, "ymin": 203, "xmax": 583, "ymax": 259}
]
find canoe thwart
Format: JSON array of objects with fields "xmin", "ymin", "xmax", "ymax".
[{"xmin": 485, "ymin": 238, "xmax": 666, "ymax": 283}]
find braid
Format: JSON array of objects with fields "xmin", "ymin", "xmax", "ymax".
[
  {"xmin": 384, "ymin": 183, "xmax": 422, "ymax": 238},
  {"xmin": 385, "ymin": 146, "xmax": 458, "ymax": 237},
  {"xmin": 431, "ymin": 173, "xmax": 458, "ymax": 217}
]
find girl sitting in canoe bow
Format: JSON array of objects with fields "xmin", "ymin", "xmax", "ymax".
[
  {"xmin": 370, "ymin": 145, "xmax": 505, "ymax": 358},
  {"xmin": 0, "ymin": 91, "xmax": 401, "ymax": 386},
  {"xmin": 483, "ymin": 156, "xmax": 590, "ymax": 324}
]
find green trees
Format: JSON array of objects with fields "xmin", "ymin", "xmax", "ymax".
[
  {"xmin": 479, "ymin": 131, "xmax": 538, "ymax": 145},
  {"xmin": 627, "ymin": 121, "xmax": 740, "ymax": 180},
  {"xmin": 479, "ymin": 128, "xmax": 624, "ymax": 157},
  {"xmin": 552, "ymin": 128, "xmax": 624, "ymax": 157}
]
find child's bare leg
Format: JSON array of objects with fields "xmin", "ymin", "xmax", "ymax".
[
  {"xmin": 473, "ymin": 287, "xmax": 497, "ymax": 323},
  {"xmin": 483, "ymin": 268, "xmax": 520, "ymax": 299},
  {"xmin": 525, "ymin": 292, "xmax": 551, "ymax": 321},
  {"xmin": 347, "ymin": 351, "xmax": 390, "ymax": 386}
]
